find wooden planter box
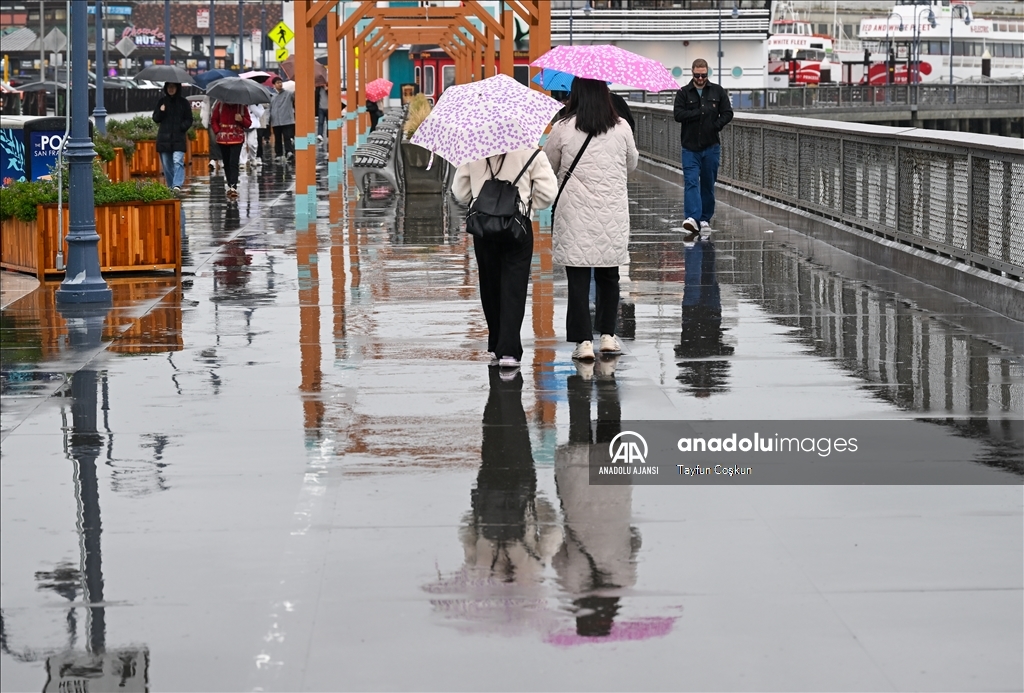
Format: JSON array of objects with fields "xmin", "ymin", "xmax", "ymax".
[
  {"xmin": 191, "ymin": 128, "xmax": 210, "ymax": 156},
  {"xmin": 100, "ymin": 147, "xmax": 129, "ymax": 183},
  {"xmin": 0, "ymin": 199, "xmax": 181, "ymax": 280},
  {"xmin": 129, "ymin": 139, "xmax": 161, "ymax": 177}
]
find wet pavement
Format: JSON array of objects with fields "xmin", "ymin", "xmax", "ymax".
[{"xmin": 1, "ymin": 154, "xmax": 1022, "ymax": 691}]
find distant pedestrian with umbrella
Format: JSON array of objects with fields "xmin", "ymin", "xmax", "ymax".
[
  {"xmin": 152, "ymin": 82, "xmax": 193, "ymax": 194},
  {"xmin": 674, "ymin": 58, "xmax": 733, "ymax": 238},
  {"xmin": 269, "ymin": 77, "xmax": 295, "ymax": 161},
  {"xmin": 542, "ymin": 78, "xmax": 638, "ymax": 362},
  {"xmin": 210, "ymin": 99, "xmax": 250, "ymax": 197}
]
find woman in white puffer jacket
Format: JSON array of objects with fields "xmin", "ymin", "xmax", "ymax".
[{"xmin": 543, "ymin": 78, "xmax": 638, "ymax": 362}]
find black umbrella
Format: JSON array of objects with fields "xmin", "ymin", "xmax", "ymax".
[
  {"xmin": 134, "ymin": 65, "xmax": 196, "ymax": 86},
  {"xmin": 205, "ymin": 78, "xmax": 271, "ymax": 105}
]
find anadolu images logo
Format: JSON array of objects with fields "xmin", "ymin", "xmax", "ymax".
[{"xmin": 609, "ymin": 431, "xmax": 648, "ymax": 465}]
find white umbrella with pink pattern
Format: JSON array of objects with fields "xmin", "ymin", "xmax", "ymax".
[
  {"xmin": 409, "ymin": 74, "xmax": 563, "ymax": 168},
  {"xmin": 531, "ymin": 45, "xmax": 679, "ymax": 93}
]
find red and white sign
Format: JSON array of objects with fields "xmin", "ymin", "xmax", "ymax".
[{"xmin": 197, "ymin": 8, "xmax": 209, "ymax": 29}]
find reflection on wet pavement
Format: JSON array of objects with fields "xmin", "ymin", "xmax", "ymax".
[{"xmin": 1, "ymin": 158, "xmax": 1021, "ymax": 691}]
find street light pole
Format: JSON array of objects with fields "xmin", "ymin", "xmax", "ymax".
[
  {"xmin": 238, "ymin": 0, "xmax": 244, "ymax": 70},
  {"xmin": 884, "ymin": 12, "xmax": 903, "ymax": 88},
  {"xmin": 717, "ymin": 0, "xmax": 723, "ymax": 82},
  {"xmin": 55, "ymin": 0, "xmax": 111, "ymax": 305},
  {"xmin": 209, "ymin": 0, "xmax": 216, "ymax": 70},
  {"xmin": 260, "ymin": 0, "xmax": 266, "ymax": 70},
  {"xmin": 949, "ymin": 4, "xmax": 971, "ymax": 101},
  {"xmin": 163, "ymin": 0, "xmax": 171, "ymax": 65},
  {"xmin": 92, "ymin": 0, "xmax": 106, "ymax": 134},
  {"xmin": 569, "ymin": 1, "xmax": 574, "ymax": 46}
]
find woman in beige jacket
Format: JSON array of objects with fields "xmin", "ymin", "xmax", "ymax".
[
  {"xmin": 452, "ymin": 148, "xmax": 557, "ymax": 369},
  {"xmin": 543, "ymin": 79, "xmax": 638, "ymax": 361}
]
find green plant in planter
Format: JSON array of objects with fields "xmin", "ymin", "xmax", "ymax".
[
  {"xmin": 0, "ymin": 161, "xmax": 173, "ymax": 222},
  {"xmin": 404, "ymin": 94, "xmax": 432, "ymax": 139},
  {"xmin": 107, "ymin": 115, "xmax": 159, "ymax": 142},
  {"xmin": 93, "ymin": 131, "xmax": 137, "ymax": 163}
]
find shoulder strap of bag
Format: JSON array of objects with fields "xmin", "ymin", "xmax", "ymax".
[
  {"xmin": 552, "ymin": 132, "xmax": 594, "ymax": 214},
  {"xmin": 511, "ymin": 149, "xmax": 541, "ymax": 187}
]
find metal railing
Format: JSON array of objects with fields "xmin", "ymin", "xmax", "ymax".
[
  {"xmin": 632, "ymin": 103, "xmax": 1024, "ymax": 278},
  {"xmin": 624, "ymin": 82, "xmax": 1024, "ymax": 112}
]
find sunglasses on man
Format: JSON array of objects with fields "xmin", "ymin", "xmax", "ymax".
[{"xmin": 692, "ymin": 72, "xmax": 708, "ymax": 81}]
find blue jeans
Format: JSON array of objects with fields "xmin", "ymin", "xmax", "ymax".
[
  {"xmin": 681, "ymin": 144, "xmax": 720, "ymax": 223},
  {"xmin": 159, "ymin": 150, "xmax": 185, "ymax": 188}
]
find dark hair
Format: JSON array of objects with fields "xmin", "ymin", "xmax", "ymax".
[
  {"xmin": 273, "ymin": 77, "xmax": 283, "ymax": 85},
  {"xmin": 564, "ymin": 78, "xmax": 618, "ymax": 136}
]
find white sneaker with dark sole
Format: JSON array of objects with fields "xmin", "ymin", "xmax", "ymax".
[
  {"xmin": 599, "ymin": 334, "xmax": 621, "ymax": 354},
  {"xmin": 572, "ymin": 340, "xmax": 595, "ymax": 361},
  {"xmin": 683, "ymin": 217, "xmax": 699, "ymax": 233},
  {"xmin": 498, "ymin": 356, "xmax": 520, "ymax": 368}
]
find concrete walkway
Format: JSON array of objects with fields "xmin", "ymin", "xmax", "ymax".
[{"xmin": 1, "ymin": 159, "xmax": 1021, "ymax": 691}]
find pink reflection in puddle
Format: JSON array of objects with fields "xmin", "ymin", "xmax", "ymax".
[{"xmin": 545, "ymin": 616, "xmax": 677, "ymax": 647}]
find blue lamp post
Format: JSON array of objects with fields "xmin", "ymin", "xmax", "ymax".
[
  {"xmin": 92, "ymin": 0, "xmax": 106, "ymax": 134},
  {"xmin": 164, "ymin": 0, "xmax": 171, "ymax": 65},
  {"xmin": 55, "ymin": 0, "xmax": 111, "ymax": 305}
]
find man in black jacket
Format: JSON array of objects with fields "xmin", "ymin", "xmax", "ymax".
[
  {"xmin": 673, "ymin": 59, "xmax": 733, "ymax": 236},
  {"xmin": 152, "ymin": 82, "xmax": 193, "ymax": 193}
]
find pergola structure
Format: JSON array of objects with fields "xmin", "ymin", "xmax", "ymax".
[{"xmin": 290, "ymin": 1, "xmax": 550, "ymax": 223}]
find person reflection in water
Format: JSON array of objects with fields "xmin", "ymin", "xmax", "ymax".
[
  {"xmin": 462, "ymin": 368, "xmax": 562, "ymax": 584},
  {"xmin": 423, "ymin": 368, "xmax": 562, "ymax": 637},
  {"xmin": 676, "ymin": 239, "xmax": 733, "ymax": 397},
  {"xmin": 554, "ymin": 357, "xmax": 641, "ymax": 638}
]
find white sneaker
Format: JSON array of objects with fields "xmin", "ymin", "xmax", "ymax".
[
  {"xmin": 683, "ymin": 217, "xmax": 699, "ymax": 233},
  {"xmin": 599, "ymin": 334, "xmax": 621, "ymax": 354},
  {"xmin": 498, "ymin": 356, "xmax": 520, "ymax": 368},
  {"xmin": 699, "ymin": 221, "xmax": 712, "ymax": 236},
  {"xmin": 486, "ymin": 351, "xmax": 498, "ymax": 366},
  {"xmin": 572, "ymin": 340, "xmax": 595, "ymax": 361},
  {"xmin": 208, "ymin": 161, "xmax": 216, "ymax": 171}
]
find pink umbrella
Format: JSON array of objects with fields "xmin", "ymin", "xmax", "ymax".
[
  {"xmin": 531, "ymin": 45, "xmax": 679, "ymax": 93},
  {"xmin": 365, "ymin": 78, "xmax": 393, "ymax": 103},
  {"xmin": 409, "ymin": 73, "xmax": 562, "ymax": 167}
]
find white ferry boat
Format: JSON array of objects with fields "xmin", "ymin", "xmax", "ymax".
[
  {"xmin": 853, "ymin": 0, "xmax": 1024, "ymax": 84},
  {"xmin": 764, "ymin": 5, "xmax": 834, "ymax": 87}
]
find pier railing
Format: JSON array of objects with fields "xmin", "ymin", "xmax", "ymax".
[{"xmin": 631, "ymin": 104, "xmax": 1024, "ymax": 278}]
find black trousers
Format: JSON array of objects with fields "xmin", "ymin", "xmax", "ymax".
[
  {"xmin": 256, "ymin": 127, "xmax": 270, "ymax": 159},
  {"xmin": 220, "ymin": 143, "xmax": 242, "ymax": 187},
  {"xmin": 474, "ymin": 229, "xmax": 534, "ymax": 361},
  {"xmin": 273, "ymin": 124, "xmax": 295, "ymax": 158},
  {"xmin": 565, "ymin": 265, "xmax": 619, "ymax": 343}
]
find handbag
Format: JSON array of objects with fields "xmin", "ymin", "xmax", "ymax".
[
  {"xmin": 465, "ymin": 150, "xmax": 541, "ymax": 242},
  {"xmin": 551, "ymin": 132, "xmax": 594, "ymax": 220},
  {"xmin": 214, "ymin": 104, "xmax": 246, "ymax": 145}
]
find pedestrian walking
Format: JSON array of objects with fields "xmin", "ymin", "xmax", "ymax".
[
  {"xmin": 366, "ymin": 99, "xmax": 381, "ymax": 132},
  {"xmin": 257, "ymin": 103, "xmax": 271, "ymax": 164},
  {"xmin": 452, "ymin": 147, "xmax": 557, "ymax": 369},
  {"xmin": 200, "ymin": 95, "xmax": 224, "ymax": 174},
  {"xmin": 152, "ymin": 82, "xmax": 192, "ymax": 193},
  {"xmin": 269, "ymin": 77, "xmax": 296, "ymax": 161},
  {"xmin": 673, "ymin": 58, "xmax": 733, "ymax": 236},
  {"xmin": 210, "ymin": 100, "xmax": 250, "ymax": 198},
  {"xmin": 542, "ymin": 77, "xmax": 638, "ymax": 362},
  {"xmin": 239, "ymin": 102, "xmax": 264, "ymax": 170},
  {"xmin": 316, "ymin": 86, "xmax": 329, "ymax": 142}
]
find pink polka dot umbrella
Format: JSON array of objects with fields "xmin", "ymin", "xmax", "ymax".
[{"xmin": 531, "ymin": 45, "xmax": 679, "ymax": 93}]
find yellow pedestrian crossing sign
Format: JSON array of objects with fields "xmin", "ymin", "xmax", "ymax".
[
  {"xmin": 275, "ymin": 46, "xmax": 289, "ymax": 62},
  {"xmin": 271, "ymin": 22, "xmax": 294, "ymax": 48}
]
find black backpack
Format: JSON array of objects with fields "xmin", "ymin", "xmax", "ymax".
[{"xmin": 465, "ymin": 150, "xmax": 540, "ymax": 242}]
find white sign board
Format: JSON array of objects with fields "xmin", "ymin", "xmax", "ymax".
[{"xmin": 197, "ymin": 8, "xmax": 209, "ymax": 29}]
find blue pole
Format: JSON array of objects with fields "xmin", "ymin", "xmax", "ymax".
[
  {"xmin": 238, "ymin": 0, "xmax": 244, "ymax": 70},
  {"xmin": 210, "ymin": 0, "xmax": 216, "ymax": 70},
  {"xmin": 92, "ymin": 0, "xmax": 106, "ymax": 134},
  {"xmin": 56, "ymin": 0, "xmax": 111, "ymax": 304}
]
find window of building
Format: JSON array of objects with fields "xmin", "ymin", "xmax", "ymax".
[
  {"xmin": 423, "ymin": 65, "xmax": 434, "ymax": 96},
  {"xmin": 442, "ymin": 65, "xmax": 455, "ymax": 92}
]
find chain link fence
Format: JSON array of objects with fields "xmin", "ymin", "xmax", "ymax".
[{"xmin": 632, "ymin": 104, "xmax": 1024, "ymax": 278}]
